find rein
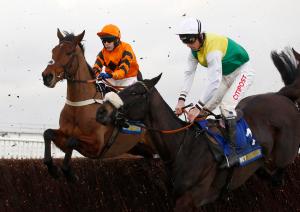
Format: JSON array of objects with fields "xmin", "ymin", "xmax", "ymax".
[
  {"xmin": 66, "ymin": 77, "xmax": 126, "ymax": 92},
  {"xmin": 126, "ymin": 111, "xmax": 207, "ymax": 134},
  {"xmin": 133, "ymin": 117, "xmax": 208, "ymax": 134},
  {"xmin": 131, "ymin": 121, "xmax": 195, "ymax": 134},
  {"xmin": 116, "ymin": 101, "xmax": 209, "ymax": 134}
]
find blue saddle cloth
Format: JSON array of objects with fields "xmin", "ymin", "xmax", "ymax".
[
  {"xmin": 120, "ymin": 121, "xmax": 143, "ymax": 135},
  {"xmin": 197, "ymin": 118, "xmax": 263, "ymax": 166}
]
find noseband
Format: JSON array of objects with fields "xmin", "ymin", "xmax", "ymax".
[{"xmin": 104, "ymin": 81, "xmax": 150, "ymax": 128}]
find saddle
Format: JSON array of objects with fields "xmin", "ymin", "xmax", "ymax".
[{"xmin": 196, "ymin": 118, "xmax": 263, "ymax": 167}]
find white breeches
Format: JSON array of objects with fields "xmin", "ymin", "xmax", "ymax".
[
  {"xmin": 106, "ymin": 76, "xmax": 138, "ymax": 87},
  {"xmin": 208, "ymin": 61, "xmax": 255, "ymax": 118}
]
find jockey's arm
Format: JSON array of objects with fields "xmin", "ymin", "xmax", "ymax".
[
  {"xmin": 196, "ymin": 51, "xmax": 223, "ymax": 111},
  {"xmin": 178, "ymin": 52, "xmax": 198, "ymax": 101},
  {"xmin": 111, "ymin": 49, "xmax": 134, "ymax": 80},
  {"xmin": 93, "ymin": 51, "xmax": 104, "ymax": 76}
]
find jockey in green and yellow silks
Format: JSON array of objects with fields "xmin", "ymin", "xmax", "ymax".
[
  {"xmin": 191, "ymin": 33, "xmax": 249, "ymax": 75},
  {"xmin": 174, "ymin": 17, "xmax": 255, "ymax": 168}
]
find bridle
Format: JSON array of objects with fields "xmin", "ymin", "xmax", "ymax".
[
  {"xmin": 54, "ymin": 41, "xmax": 127, "ymax": 92},
  {"xmin": 55, "ymin": 41, "xmax": 80, "ymax": 82}
]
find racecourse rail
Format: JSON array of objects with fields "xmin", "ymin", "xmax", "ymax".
[
  {"xmin": 0, "ymin": 123, "xmax": 82, "ymax": 159},
  {"xmin": 0, "ymin": 123, "xmax": 299, "ymax": 159}
]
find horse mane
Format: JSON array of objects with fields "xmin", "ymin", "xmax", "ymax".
[
  {"xmin": 62, "ymin": 31, "xmax": 85, "ymax": 53},
  {"xmin": 271, "ymin": 47, "xmax": 300, "ymax": 85},
  {"xmin": 151, "ymin": 87, "xmax": 190, "ymax": 126},
  {"xmin": 62, "ymin": 31, "xmax": 96, "ymax": 78}
]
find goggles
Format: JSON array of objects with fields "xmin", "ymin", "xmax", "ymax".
[
  {"xmin": 179, "ymin": 35, "xmax": 198, "ymax": 44},
  {"xmin": 101, "ymin": 36, "xmax": 116, "ymax": 43}
]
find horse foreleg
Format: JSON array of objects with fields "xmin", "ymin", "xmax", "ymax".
[
  {"xmin": 43, "ymin": 129, "xmax": 60, "ymax": 178},
  {"xmin": 271, "ymin": 168, "xmax": 285, "ymax": 186},
  {"xmin": 61, "ymin": 137, "xmax": 79, "ymax": 182}
]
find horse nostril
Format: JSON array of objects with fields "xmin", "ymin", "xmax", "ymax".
[{"xmin": 43, "ymin": 73, "xmax": 53, "ymax": 85}]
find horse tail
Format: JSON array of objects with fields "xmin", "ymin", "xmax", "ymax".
[{"xmin": 271, "ymin": 47, "xmax": 300, "ymax": 86}]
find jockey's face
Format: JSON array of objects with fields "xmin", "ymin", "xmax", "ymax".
[
  {"xmin": 103, "ymin": 41, "xmax": 115, "ymax": 51},
  {"xmin": 179, "ymin": 34, "xmax": 201, "ymax": 51},
  {"xmin": 101, "ymin": 36, "xmax": 116, "ymax": 51},
  {"xmin": 186, "ymin": 38, "xmax": 201, "ymax": 51}
]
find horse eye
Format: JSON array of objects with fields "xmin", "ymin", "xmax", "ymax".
[
  {"xmin": 66, "ymin": 52, "xmax": 73, "ymax": 56},
  {"xmin": 48, "ymin": 59, "xmax": 55, "ymax": 65}
]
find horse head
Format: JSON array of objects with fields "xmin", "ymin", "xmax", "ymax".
[
  {"xmin": 96, "ymin": 74, "xmax": 162, "ymax": 125},
  {"xmin": 42, "ymin": 29, "xmax": 85, "ymax": 88}
]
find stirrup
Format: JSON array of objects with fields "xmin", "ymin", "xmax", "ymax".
[{"xmin": 219, "ymin": 154, "xmax": 240, "ymax": 169}]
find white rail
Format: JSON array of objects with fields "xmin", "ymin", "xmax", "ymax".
[
  {"xmin": 0, "ymin": 137, "xmax": 83, "ymax": 159},
  {"xmin": 0, "ymin": 124, "xmax": 299, "ymax": 159}
]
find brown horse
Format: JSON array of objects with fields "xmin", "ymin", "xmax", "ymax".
[
  {"xmin": 95, "ymin": 48, "xmax": 300, "ymax": 211},
  {"xmin": 41, "ymin": 29, "xmax": 153, "ymax": 181}
]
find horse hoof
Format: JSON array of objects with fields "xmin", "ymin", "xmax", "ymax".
[
  {"xmin": 65, "ymin": 172, "xmax": 79, "ymax": 183},
  {"xmin": 48, "ymin": 166, "xmax": 60, "ymax": 179},
  {"xmin": 66, "ymin": 174, "xmax": 79, "ymax": 183},
  {"xmin": 271, "ymin": 177, "xmax": 285, "ymax": 187},
  {"xmin": 69, "ymin": 174, "xmax": 79, "ymax": 183},
  {"xmin": 271, "ymin": 168, "xmax": 285, "ymax": 187},
  {"xmin": 61, "ymin": 168, "xmax": 79, "ymax": 182}
]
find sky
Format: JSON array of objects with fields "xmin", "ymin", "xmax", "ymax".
[{"xmin": 1, "ymin": 0, "xmax": 300, "ymax": 129}]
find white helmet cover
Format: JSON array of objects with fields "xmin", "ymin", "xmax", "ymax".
[{"xmin": 177, "ymin": 17, "xmax": 201, "ymax": 35}]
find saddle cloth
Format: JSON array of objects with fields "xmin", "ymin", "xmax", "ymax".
[
  {"xmin": 197, "ymin": 118, "xmax": 263, "ymax": 166},
  {"xmin": 121, "ymin": 121, "xmax": 142, "ymax": 135}
]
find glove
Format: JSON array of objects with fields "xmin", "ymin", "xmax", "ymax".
[{"xmin": 98, "ymin": 72, "xmax": 112, "ymax": 79}]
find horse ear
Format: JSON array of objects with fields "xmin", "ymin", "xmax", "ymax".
[
  {"xmin": 144, "ymin": 73, "xmax": 162, "ymax": 89},
  {"xmin": 57, "ymin": 28, "xmax": 64, "ymax": 42},
  {"xmin": 292, "ymin": 48, "xmax": 300, "ymax": 61},
  {"xmin": 75, "ymin": 30, "xmax": 85, "ymax": 44}
]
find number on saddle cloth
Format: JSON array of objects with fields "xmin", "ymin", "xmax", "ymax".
[{"xmin": 197, "ymin": 118, "xmax": 263, "ymax": 166}]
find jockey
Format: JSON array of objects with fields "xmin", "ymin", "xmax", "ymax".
[
  {"xmin": 93, "ymin": 24, "xmax": 140, "ymax": 87},
  {"xmin": 174, "ymin": 17, "xmax": 255, "ymax": 168}
]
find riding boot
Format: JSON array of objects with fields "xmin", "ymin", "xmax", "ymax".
[{"xmin": 220, "ymin": 117, "xmax": 240, "ymax": 168}]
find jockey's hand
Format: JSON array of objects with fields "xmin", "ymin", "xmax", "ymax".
[
  {"xmin": 99, "ymin": 72, "xmax": 112, "ymax": 79},
  {"xmin": 198, "ymin": 108, "xmax": 210, "ymax": 117},
  {"xmin": 187, "ymin": 107, "xmax": 200, "ymax": 122},
  {"xmin": 175, "ymin": 100, "xmax": 185, "ymax": 115},
  {"xmin": 94, "ymin": 69, "xmax": 100, "ymax": 78}
]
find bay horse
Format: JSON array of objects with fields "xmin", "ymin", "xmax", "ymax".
[
  {"xmin": 41, "ymin": 29, "xmax": 153, "ymax": 181},
  {"xmin": 95, "ymin": 48, "xmax": 300, "ymax": 210}
]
